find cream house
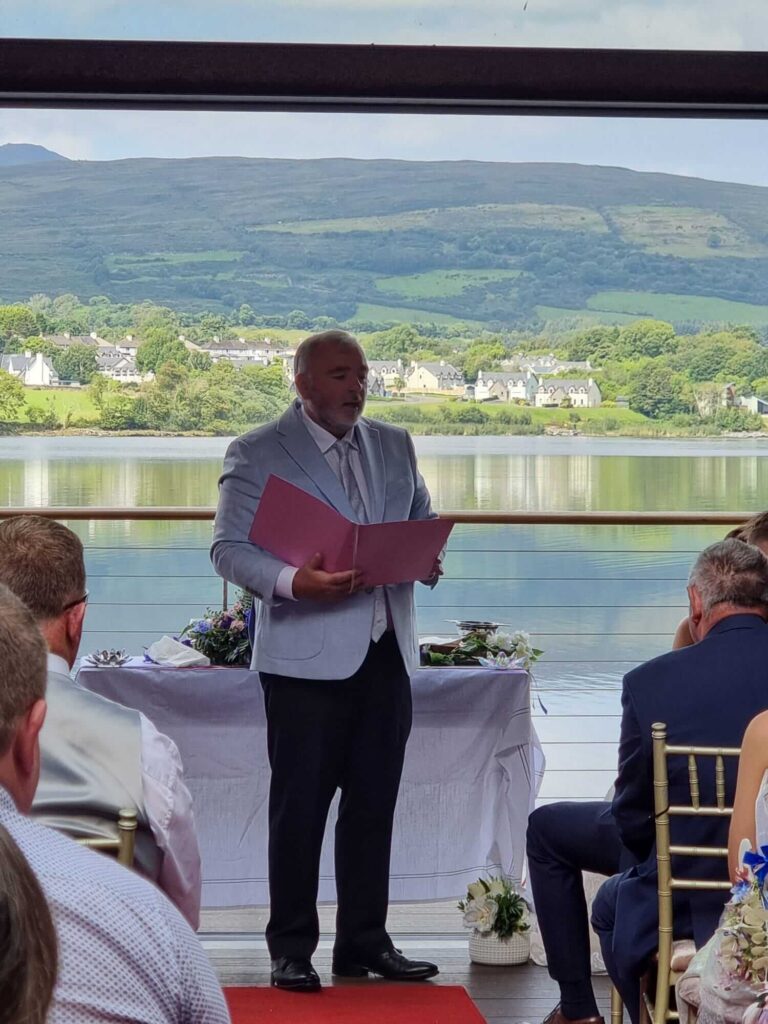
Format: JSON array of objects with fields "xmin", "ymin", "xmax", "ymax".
[
  {"xmin": 404, "ymin": 360, "xmax": 464, "ymax": 395},
  {"xmin": 475, "ymin": 370, "xmax": 539, "ymax": 404},
  {"xmin": 534, "ymin": 378, "xmax": 602, "ymax": 408}
]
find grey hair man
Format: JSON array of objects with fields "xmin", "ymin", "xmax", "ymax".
[
  {"xmin": 0, "ymin": 515, "xmax": 202, "ymax": 928},
  {"xmin": 0, "ymin": 582, "xmax": 230, "ymax": 1023},
  {"xmin": 687, "ymin": 537, "xmax": 768, "ymax": 632},
  {"xmin": 529, "ymin": 537, "xmax": 768, "ymax": 1024}
]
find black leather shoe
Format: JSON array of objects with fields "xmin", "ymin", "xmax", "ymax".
[
  {"xmin": 332, "ymin": 948, "xmax": 439, "ymax": 981},
  {"xmin": 270, "ymin": 957, "xmax": 321, "ymax": 992}
]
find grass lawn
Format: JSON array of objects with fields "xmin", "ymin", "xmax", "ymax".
[
  {"xmin": 254, "ymin": 202, "xmax": 608, "ymax": 235},
  {"xmin": 607, "ymin": 205, "xmax": 768, "ymax": 259},
  {"xmin": 22, "ymin": 388, "xmax": 99, "ymax": 423},
  {"xmin": 536, "ymin": 304, "xmax": 641, "ymax": 326},
  {"xmin": 353, "ymin": 303, "xmax": 487, "ymax": 329},
  {"xmin": 375, "ymin": 269, "xmax": 521, "ymax": 301},
  {"xmin": 586, "ymin": 291, "xmax": 768, "ymax": 326},
  {"xmin": 106, "ymin": 250, "xmax": 244, "ymax": 269}
]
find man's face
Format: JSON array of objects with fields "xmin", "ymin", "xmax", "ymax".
[{"xmin": 296, "ymin": 341, "xmax": 368, "ymax": 438}]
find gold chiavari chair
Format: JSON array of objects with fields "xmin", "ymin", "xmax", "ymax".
[
  {"xmin": 75, "ymin": 807, "xmax": 138, "ymax": 868},
  {"xmin": 642, "ymin": 722, "xmax": 740, "ymax": 1024}
]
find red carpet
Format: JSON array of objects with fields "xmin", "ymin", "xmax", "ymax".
[{"xmin": 224, "ymin": 984, "xmax": 486, "ymax": 1023}]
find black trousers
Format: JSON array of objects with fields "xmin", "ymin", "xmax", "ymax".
[
  {"xmin": 260, "ymin": 633, "xmax": 412, "ymax": 960},
  {"xmin": 526, "ymin": 801, "xmax": 626, "ymax": 989}
]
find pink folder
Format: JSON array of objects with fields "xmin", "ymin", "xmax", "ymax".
[{"xmin": 249, "ymin": 475, "xmax": 453, "ymax": 586}]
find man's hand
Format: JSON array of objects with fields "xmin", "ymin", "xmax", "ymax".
[
  {"xmin": 421, "ymin": 557, "xmax": 443, "ymax": 587},
  {"xmin": 292, "ymin": 552, "xmax": 364, "ymax": 603}
]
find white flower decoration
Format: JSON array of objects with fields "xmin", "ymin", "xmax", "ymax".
[{"xmin": 462, "ymin": 895, "xmax": 498, "ymax": 934}]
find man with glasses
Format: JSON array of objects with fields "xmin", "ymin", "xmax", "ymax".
[{"xmin": 0, "ymin": 515, "xmax": 202, "ymax": 929}]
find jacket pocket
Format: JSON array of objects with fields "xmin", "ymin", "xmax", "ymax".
[{"xmin": 260, "ymin": 606, "xmax": 325, "ymax": 660}]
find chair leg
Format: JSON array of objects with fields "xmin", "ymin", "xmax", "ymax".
[{"xmin": 611, "ymin": 985, "xmax": 624, "ymax": 1024}]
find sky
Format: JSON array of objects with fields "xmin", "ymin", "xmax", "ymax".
[{"xmin": 1, "ymin": 1, "xmax": 768, "ymax": 186}]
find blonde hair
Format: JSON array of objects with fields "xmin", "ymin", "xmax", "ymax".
[{"xmin": 0, "ymin": 824, "xmax": 57, "ymax": 1024}]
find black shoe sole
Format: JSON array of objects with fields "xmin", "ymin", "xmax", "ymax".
[
  {"xmin": 270, "ymin": 977, "xmax": 322, "ymax": 992},
  {"xmin": 332, "ymin": 963, "xmax": 439, "ymax": 981}
]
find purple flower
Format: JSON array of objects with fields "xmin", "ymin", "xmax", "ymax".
[
  {"xmin": 180, "ymin": 638, "xmax": 193, "ymax": 647},
  {"xmin": 219, "ymin": 615, "xmax": 233, "ymax": 630},
  {"xmin": 196, "ymin": 620, "xmax": 211, "ymax": 633}
]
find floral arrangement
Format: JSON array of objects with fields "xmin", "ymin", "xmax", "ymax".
[
  {"xmin": 180, "ymin": 590, "xmax": 253, "ymax": 666},
  {"xmin": 424, "ymin": 629, "xmax": 543, "ymax": 670},
  {"xmin": 717, "ymin": 848, "xmax": 768, "ymax": 991},
  {"xmin": 458, "ymin": 876, "xmax": 530, "ymax": 939}
]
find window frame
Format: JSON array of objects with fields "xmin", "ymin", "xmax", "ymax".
[{"xmin": 1, "ymin": 37, "xmax": 767, "ymax": 116}]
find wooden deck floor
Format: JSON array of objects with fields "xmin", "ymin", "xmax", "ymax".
[{"xmin": 200, "ymin": 903, "xmax": 615, "ymax": 1024}]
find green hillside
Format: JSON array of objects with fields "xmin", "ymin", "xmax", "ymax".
[{"xmin": 3, "ymin": 156, "xmax": 768, "ymax": 326}]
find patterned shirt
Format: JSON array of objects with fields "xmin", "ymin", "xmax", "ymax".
[{"xmin": 0, "ymin": 788, "xmax": 230, "ymax": 1024}]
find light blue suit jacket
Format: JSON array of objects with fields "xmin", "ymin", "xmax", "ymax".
[{"xmin": 211, "ymin": 400, "xmax": 435, "ymax": 679}]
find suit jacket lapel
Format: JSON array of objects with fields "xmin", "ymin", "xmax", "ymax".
[
  {"xmin": 276, "ymin": 401, "xmax": 356, "ymax": 519},
  {"xmin": 356, "ymin": 418, "xmax": 385, "ymax": 523}
]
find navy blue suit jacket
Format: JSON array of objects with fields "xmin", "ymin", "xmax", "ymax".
[{"xmin": 608, "ymin": 614, "xmax": 768, "ymax": 977}]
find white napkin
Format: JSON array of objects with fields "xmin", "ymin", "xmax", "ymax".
[{"xmin": 147, "ymin": 636, "xmax": 210, "ymax": 668}]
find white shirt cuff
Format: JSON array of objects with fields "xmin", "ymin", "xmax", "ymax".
[{"xmin": 275, "ymin": 566, "xmax": 299, "ymax": 600}]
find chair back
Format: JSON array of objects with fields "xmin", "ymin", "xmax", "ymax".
[
  {"xmin": 650, "ymin": 721, "xmax": 740, "ymax": 1024},
  {"xmin": 75, "ymin": 807, "xmax": 137, "ymax": 868}
]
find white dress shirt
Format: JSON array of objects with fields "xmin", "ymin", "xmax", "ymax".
[
  {"xmin": 48, "ymin": 653, "xmax": 202, "ymax": 930},
  {"xmin": 0, "ymin": 787, "xmax": 229, "ymax": 1024}
]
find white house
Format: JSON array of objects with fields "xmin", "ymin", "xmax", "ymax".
[
  {"xmin": 534, "ymin": 378, "xmax": 602, "ymax": 409},
  {"xmin": 367, "ymin": 359, "xmax": 407, "ymax": 389},
  {"xmin": 737, "ymin": 395, "xmax": 768, "ymax": 416},
  {"xmin": 475, "ymin": 369, "xmax": 539, "ymax": 404},
  {"xmin": 404, "ymin": 360, "xmax": 464, "ymax": 395},
  {"xmin": 95, "ymin": 350, "xmax": 152, "ymax": 383},
  {"xmin": 513, "ymin": 353, "xmax": 596, "ymax": 376},
  {"xmin": 194, "ymin": 336, "xmax": 272, "ymax": 365},
  {"xmin": 1, "ymin": 351, "xmax": 59, "ymax": 386}
]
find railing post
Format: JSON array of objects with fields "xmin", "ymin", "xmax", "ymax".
[{"xmin": 222, "ymin": 579, "xmax": 228, "ymax": 611}]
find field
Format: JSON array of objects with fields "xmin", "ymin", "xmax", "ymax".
[
  {"xmin": 22, "ymin": 387, "xmax": 99, "ymax": 423},
  {"xmin": 585, "ymin": 291, "xmax": 768, "ymax": 325},
  {"xmin": 353, "ymin": 303, "xmax": 487, "ymax": 328},
  {"xmin": 535, "ymin": 304, "xmax": 642, "ymax": 325},
  {"xmin": 605, "ymin": 205, "xmax": 768, "ymax": 259},
  {"xmin": 375, "ymin": 269, "xmax": 521, "ymax": 300},
  {"xmin": 255, "ymin": 203, "xmax": 608, "ymax": 235},
  {"xmin": 106, "ymin": 250, "xmax": 244, "ymax": 270}
]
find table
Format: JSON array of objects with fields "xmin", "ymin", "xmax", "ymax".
[{"xmin": 76, "ymin": 660, "xmax": 544, "ymax": 908}]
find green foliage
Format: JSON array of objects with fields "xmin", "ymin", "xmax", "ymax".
[
  {"xmin": 627, "ymin": 363, "xmax": 690, "ymax": 419},
  {"xmin": 99, "ymin": 394, "xmax": 137, "ymax": 430},
  {"xmin": 457, "ymin": 340, "xmax": 507, "ymax": 383},
  {"xmin": 0, "ymin": 305, "xmax": 39, "ymax": 343},
  {"xmin": 180, "ymin": 591, "xmax": 253, "ymax": 666},
  {"xmin": 52, "ymin": 344, "xmax": 98, "ymax": 384},
  {"xmin": 135, "ymin": 330, "xmax": 189, "ymax": 373},
  {"xmin": 26, "ymin": 399, "xmax": 60, "ymax": 430},
  {"xmin": 0, "ymin": 370, "xmax": 25, "ymax": 421}
]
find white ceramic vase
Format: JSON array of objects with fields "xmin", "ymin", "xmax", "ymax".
[{"xmin": 469, "ymin": 929, "xmax": 530, "ymax": 966}]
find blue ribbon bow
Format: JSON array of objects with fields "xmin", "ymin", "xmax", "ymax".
[{"xmin": 743, "ymin": 846, "xmax": 768, "ymax": 887}]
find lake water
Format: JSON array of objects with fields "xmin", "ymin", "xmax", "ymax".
[{"xmin": 3, "ymin": 433, "xmax": 767, "ymax": 800}]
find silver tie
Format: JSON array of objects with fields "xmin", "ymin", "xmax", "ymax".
[
  {"xmin": 333, "ymin": 438, "xmax": 388, "ymax": 642},
  {"xmin": 334, "ymin": 439, "xmax": 368, "ymax": 524}
]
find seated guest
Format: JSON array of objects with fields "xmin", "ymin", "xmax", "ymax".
[
  {"xmin": 528, "ymin": 539, "xmax": 768, "ymax": 1024},
  {"xmin": 0, "ymin": 823, "xmax": 57, "ymax": 1024},
  {"xmin": 0, "ymin": 582, "xmax": 230, "ymax": 1023},
  {"xmin": 676, "ymin": 709, "xmax": 768, "ymax": 1024},
  {"xmin": 672, "ymin": 512, "xmax": 768, "ymax": 649},
  {"xmin": 0, "ymin": 515, "xmax": 202, "ymax": 928},
  {"xmin": 591, "ymin": 539, "xmax": 768, "ymax": 1023}
]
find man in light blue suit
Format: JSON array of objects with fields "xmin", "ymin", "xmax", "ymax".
[{"xmin": 211, "ymin": 330, "xmax": 440, "ymax": 992}]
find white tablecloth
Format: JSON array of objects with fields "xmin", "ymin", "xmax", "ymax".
[{"xmin": 76, "ymin": 659, "xmax": 544, "ymax": 908}]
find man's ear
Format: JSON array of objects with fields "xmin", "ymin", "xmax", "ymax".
[
  {"xmin": 13, "ymin": 698, "xmax": 46, "ymax": 810},
  {"xmin": 65, "ymin": 600, "xmax": 86, "ymax": 649},
  {"xmin": 294, "ymin": 371, "xmax": 308, "ymax": 400},
  {"xmin": 688, "ymin": 584, "xmax": 704, "ymax": 637}
]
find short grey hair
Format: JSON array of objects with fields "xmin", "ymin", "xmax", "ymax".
[
  {"xmin": 688, "ymin": 538, "xmax": 768, "ymax": 615},
  {"xmin": 294, "ymin": 330, "xmax": 361, "ymax": 378},
  {"xmin": 0, "ymin": 583, "xmax": 47, "ymax": 756}
]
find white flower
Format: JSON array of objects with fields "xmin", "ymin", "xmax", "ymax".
[
  {"xmin": 467, "ymin": 881, "xmax": 486, "ymax": 901},
  {"xmin": 462, "ymin": 895, "xmax": 498, "ymax": 934},
  {"xmin": 488, "ymin": 878, "xmax": 507, "ymax": 898},
  {"xmin": 487, "ymin": 631, "xmax": 513, "ymax": 652}
]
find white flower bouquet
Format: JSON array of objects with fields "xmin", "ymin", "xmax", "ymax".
[{"xmin": 458, "ymin": 876, "xmax": 530, "ymax": 939}]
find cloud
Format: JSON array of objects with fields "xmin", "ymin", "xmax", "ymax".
[{"xmin": 0, "ymin": 0, "xmax": 766, "ymax": 48}]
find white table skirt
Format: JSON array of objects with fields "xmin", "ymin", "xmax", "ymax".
[{"xmin": 76, "ymin": 659, "xmax": 544, "ymax": 908}]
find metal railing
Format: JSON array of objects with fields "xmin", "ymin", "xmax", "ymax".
[{"xmin": 2, "ymin": 507, "xmax": 747, "ymax": 804}]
